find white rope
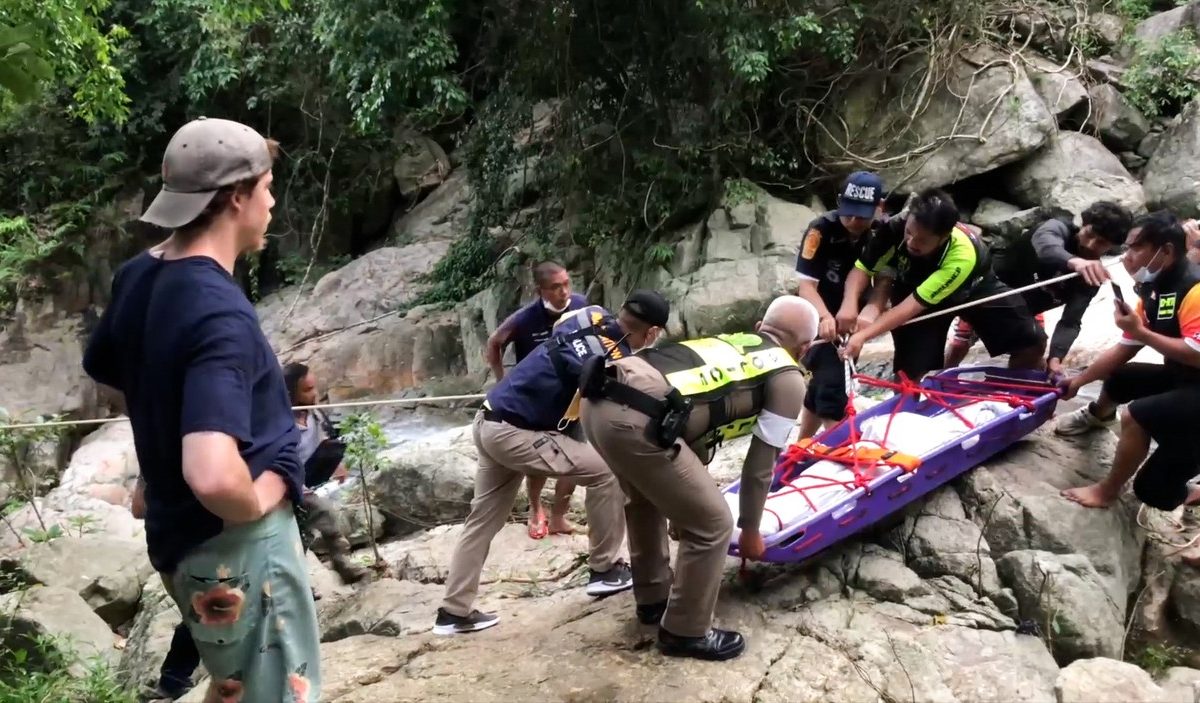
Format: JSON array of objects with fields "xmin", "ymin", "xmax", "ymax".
[
  {"xmin": 899, "ymin": 255, "xmax": 1126, "ymax": 327},
  {"xmin": 0, "ymin": 393, "xmax": 486, "ymax": 432},
  {"xmin": 0, "ymin": 257, "xmax": 1130, "ymax": 433}
]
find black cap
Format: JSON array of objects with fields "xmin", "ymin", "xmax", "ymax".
[{"xmin": 622, "ymin": 289, "xmax": 670, "ymax": 327}]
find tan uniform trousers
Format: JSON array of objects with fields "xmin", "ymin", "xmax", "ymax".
[
  {"xmin": 580, "ymin": 359, "xmax": 735, "ymax": 638},
  {"xmin": 441, "ymin": 409, "xmax": 627, "ymax": 617}
]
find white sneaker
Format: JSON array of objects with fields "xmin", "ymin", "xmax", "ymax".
[{"xmin": 1054, "ymin": 404, "xmax": 1116, "ymax": 436}]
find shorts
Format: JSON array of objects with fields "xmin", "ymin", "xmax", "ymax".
[
  {"xmin": 893, "ymin": 278, "xmax": 1045, "ymax": 380},
  {"xmin": 163, "ymin": 506, "xmax": 321, "ymax": 703},
  {"xmin": 802, "ymin": 342, "xmax": 849, "ymax": 420},
  {"xmin": 1101, "ymin": 363, "xmax": 1200, "ymax": 509},
  {"xmin": 950, "ymin": 312, "xmax": 1046, "ymax": 349}
]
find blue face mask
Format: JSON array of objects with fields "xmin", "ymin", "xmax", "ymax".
[{"xmin": 1132, "ymin": 247, "xmax": 1164, "ymax": 284}]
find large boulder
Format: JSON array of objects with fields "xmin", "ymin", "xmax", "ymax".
[
  {"xmin": 890, "ymin": 487, "xmax": 1004, "ymax": 599},
  {"xmin": 1144, "ymin": 99, "xmax": 1200, "ymax": 217},
  {"xmin": 0, "ymin": 535, "xmax": 152, "ymax": 627},
  {"xmin": 117, "ymin": 577, "xmax": 201, "ymax": 693},
  {"xmin": 392, "ymin": 167, "xmax": 472, "ymax": 243},
  {"xmin": 1027, "ymin": 53, "xmax": 1088, "ymax": 120},
  {"xmin": 0, "ymin": 496, "xmax": 144, "ymax": 551},
  {"xmin": 1055, "ymin": 658, "xmax": 1166, "ymax": 703},
  {"xmin": 1132, "ymin": 3, "xmax": 1200, "ymax": 50},
  {"xmin": 366, "ymin": 425, "xmax": 477, "ymax": 535},
  {"xmin": 996, "ymin": 550, "xmax": 1124, "ymax": 662},
  {"xmin": 1170, "ymin": 563, "xmax": 1200, "ymax": 641},
  {"xmin": 1088, "ymin": 84, "xmax": 1152, "ymax": 152},
  {"xmin": 51, "ymin": 420, "xmax": 139, "ymax": 509},
  {"xmin": 393, "ymin": 129, "xmax": 451, "ymax": 203},
  {"xmin": 1004, "ymin": 131, "xmax": 1146, "ymax": 217},
  {"xmin": 971, "ymin": 199, "xmax": 1066, "ymax": 246},
  {"xmin": 0, "ymin": 304, "xmax": 98, "ymax": 420},
  {"xmin": 820, "ymin": 48, "xmax": 1056, "ymax": 192},
  {"xmin": 318, "ymin": 577, "xmax": 443, "ymax": 642},
  {"xmin": 668, "ymin": 258, "xmax": 798, "ymax": 339},
  {"xmin": 0, "ymin": 585, "xmax": 118, "ymax": 675},
  {"xmin": 961, "ymin": 428, "xmax": 1146, "ymax": 627}
]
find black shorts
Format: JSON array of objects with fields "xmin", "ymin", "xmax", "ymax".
[
  {"xmin": 1105, "ymin": 363, "xmax": 1200, "ymax": 509},
  {"xmin": 892, "ymin": 278, "xmax": 1046, "ymax": 380},
  {"xmin": 802, "ymin": 343, "xmax": 849, "ymax": 421}
]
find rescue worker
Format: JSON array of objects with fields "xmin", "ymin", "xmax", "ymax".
[
  {"xmin": 433, "ymin": 295, "xmax": 665, "ymax": 636},
  {"xmin": 944, "ymin": 201, "xmax": 1132, "ymax": 373},
  {"xmin": 1057, "ymin": 212, "xmax": 1200, "ymax": 513},
  {"xmin": 839, "ymin": 188, "xmax": 1047, "ymax": 380},
  {"xmin": 486, "ymin": 260, "xmax": 588, "ymax": 539},
  {"xmin": 795, "ymin": 171, "xmax": 887, "ymax": 438},
  {"xmin": 579, "ymin": 295, "xmax": 819, "ymax": 662}
]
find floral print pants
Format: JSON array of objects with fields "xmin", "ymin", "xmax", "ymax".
[{"xmin": 162, "ymin": 506, "xmax": 322, "ymax": 703}]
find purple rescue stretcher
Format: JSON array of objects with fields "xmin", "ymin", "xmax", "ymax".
[{"xmin": 724, "ymin": 366, "xmax": 1060, "ymax": 564}]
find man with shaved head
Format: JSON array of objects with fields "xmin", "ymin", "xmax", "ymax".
[{"xmin": 578, "ymin": 294, "xmax": 818, "ymax": 662}]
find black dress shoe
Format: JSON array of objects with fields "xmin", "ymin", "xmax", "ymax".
[
  {"xmin": 657, "ymin": 627, "xmax": 746, "ymax": 661},
  {"xmin": 636, "ymin": 600, "xmax": 668, "ymax": 625}
]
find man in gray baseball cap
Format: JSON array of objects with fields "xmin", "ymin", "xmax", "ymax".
[{"xmin": 84, "ymin": 117, "xmax": 322, "ymax": 701}]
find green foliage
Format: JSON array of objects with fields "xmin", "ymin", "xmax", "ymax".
[
  {"xmin": 0, "ymin": 0, "xmax": 130, "ymax": 124},
  {"xmin": 0, "ymin": 24, "xmax": 54, "ymax": 103},
  {"xmin": 23, "ymin": 524, "xmax": 64, "ymax": 544},
  {"xmin": 336, "ymin": 411, "xmax": 385, "ymax": 564},
  {"xmin": 1123, "ymin": 29, "xmax": 1200, "ymax": 118},
  {"xmin": 1115, "ymin": 0, "xmax": 1154, "ymax": 22},
  {"xmin": 276, "ymin": 251, "xmax": 350, "ymax": 288},
  {"xmin": 0, "ymin": 409, "xmax": 65, "ymax": 499},
  {"xmin": 0, "ymin": 630, "xmax": 133, "ymax": 702},
  {"xmin": 1129, "ymin": 642, "xmax": 1189, "ymax": 676},
  {"xmin": 0, "ymin": 216, "xmax": 67, "ymax": 309}
]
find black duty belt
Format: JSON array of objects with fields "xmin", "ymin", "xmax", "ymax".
[{"xmin": 481, "ymin": 408, "xmax": 548, "ymax": 433}]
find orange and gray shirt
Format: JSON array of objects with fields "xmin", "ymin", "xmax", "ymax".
[{"xmin": 1119, "ymin": 261, "xmax": 1200, "ymax": 378}]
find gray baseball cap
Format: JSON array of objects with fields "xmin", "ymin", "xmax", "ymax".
[{"xmin": 140, "ymin": 117, "xmax": 273, "ymax": 229}]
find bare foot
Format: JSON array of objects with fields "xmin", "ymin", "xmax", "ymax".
[
  {"xmin": 1061, "ymin": 483, "xmax": 1120, "ymax": 509},
  {"xmin": 1186, "ymin": 485, "xmax": 1200, "ymax": 506},
  {"xmin": 528, "ymin": 509, "xmax": 548, "ymax": 540},
  {"xmin": 548, "ymin": 515, "xmax": 576, "ymax": 535}
]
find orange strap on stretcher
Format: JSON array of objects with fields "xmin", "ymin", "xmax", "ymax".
[{"xmin": 793, "ymin": 437, "xmax": 922, "ymax": 472}]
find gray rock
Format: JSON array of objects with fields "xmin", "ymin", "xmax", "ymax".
[
  {"xmin": 703, "ymin": 208, "xmax": 753, "ymax": 263},
  {"xmin": 1158, "ymin": 667, "xmax": 1200, "ymax": 703},
  {"xmin": 820, "ymin": 48, "xmax": 1056, "ymax": 192},
  {"xmin": 1087, "ymin": 13, "xmax": 1127, "ymax": 50},
  {"xmin": 318, "ymin": 577, "xmax": 443, "ymax": 642},
  {"xmin": 368, "ymin": 426, "xmax": 477, "ymax": 535},
  {"xmin": 1132, "ymin": 4, "xmax": 1200, "ymax": 50},
  {"xmin": 996, "ymin": 550, "xmax": 1124, "ymax": 662},
  {"xmin": 669, "ymin": 258, "xmax": 799, "ymax": 338},
  {"xmin": 0, "ymin": 585, "xmax": 118, "ymax": 676},
  {"xmin": 0, "ymin": 306, "xmax": 98, "ymax": 420},
  {"xmin": 971, "ymin": 198, "xmax": 1057, "ymax": 244},
  {"xmin": 1088, "ymin": 84, "xmax": 1152, "ymax": 151},
  {"xmin": 1144, "ymin": 99, "xmax": 1200, "ymax": 217},
  {"xmin": 852, "ymin": 550, "xmax": 931, "ymax": 602},
  {"xmin": 1171, "ymin": 563, "xmax": 1200, "ymax": 638},
  {"xmin": 0, "ymin": 536, "xmax": 152, "ymax": 627},
  {"xmin": 1004, "ymin": 131, "xmax": 1146, "ymax": 216},
  {"xmin": 1140, "ymin": 132, "xmax": 1165, "ymax": 160},
  {"xmin": 960, "ymin": 428, "xmax": 1145, "ymax": 615},
  {"xmin": 1122, "ymin": 151, "xmax": 1149, "ymax": 171},
  {"xmin": 1027, "ymin": 53, "xmax": 1088, "ymax": 120},
  {"xmin": 392, "ymin": 129, "xmax": 450, "ymax": 201},
  {"xmin": 1055, "ymin": 657, "xmax": 1165, "ymax": 703},
  {"xmin": 117, "ymin": 577, "xmax": 205, "ymax": 692},
  {"xmin": 391, "ymin": 167, "xmax": 472, "ymax": 243},
  {"xmin": 895, "ymin": 487, "xmax": 1003, "ymax": 597},
  {"xmin": 1086, "ymin": 58, "xmax": 1128, "ymax": 85}
]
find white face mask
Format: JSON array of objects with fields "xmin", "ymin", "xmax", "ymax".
[
  {"xmin": 543, "ymin": 298, "xmax": 570, "ymax": 314},
  {"xmin": 1132, "ymin": 247, "xmax": 1164, "ymax": 284}
]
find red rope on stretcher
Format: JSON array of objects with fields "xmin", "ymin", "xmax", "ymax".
[{"xmin": 767, "ymin": 371, "xmax": 1042, "ymax": 524}]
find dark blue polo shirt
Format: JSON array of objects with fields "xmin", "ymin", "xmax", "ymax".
[
  {"xmin": 83, "ymin": 252, "xmax": 302, "ymax": 573},
  {"xmin": 507, "ymin": 293, "xmax": 588, "ymax": 362}
]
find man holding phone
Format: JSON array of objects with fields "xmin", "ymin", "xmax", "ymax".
[{"xmin": 1057, "ymin": 212, "xmax": 1200, "ymax": 513}]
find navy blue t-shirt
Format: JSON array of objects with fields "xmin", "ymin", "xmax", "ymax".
[
  {"xmin": 83, "ymin": 252, "xmax": 303, "ymax": 573},
  {"xmin": 507, "ymin": 293, "xmax": 588, "ymax": 362}
]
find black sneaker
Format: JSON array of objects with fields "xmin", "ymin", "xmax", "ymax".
[
  {"xmin": 431, "ymin": 607, "xmax": 500, "ymax": 635},
  {"xmin": 586, "ymin": 559, "xmax": 634, "ymax": 596}
]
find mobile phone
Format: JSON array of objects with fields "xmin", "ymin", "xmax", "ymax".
[{"xmin": 1111, "ymin": 282, "xmax": 1129, "ymax": 312}]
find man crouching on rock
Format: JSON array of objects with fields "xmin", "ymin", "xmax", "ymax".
[
  {"xmin": 1057, "ymin": 212, "xmax": 1200, "ymax": 516},
  {"xmin": 578, "ymin": 295, "xmax": 818, "ymax": 662},
  {"xmin": 432, "ymin": 295, "xmax": 666, "ymax": 636},
  {"xmin": 83, "ymin": 118, "xmax": 321, "ymax": 702}
]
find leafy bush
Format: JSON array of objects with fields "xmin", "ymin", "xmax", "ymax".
[
  {"xmin": 1123, "ymin": 29, "xmax": 1200, "ymax": 118},
  {"xmin": 0, "ymin": 625, "xmax": 133, "ymax": 702}
]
